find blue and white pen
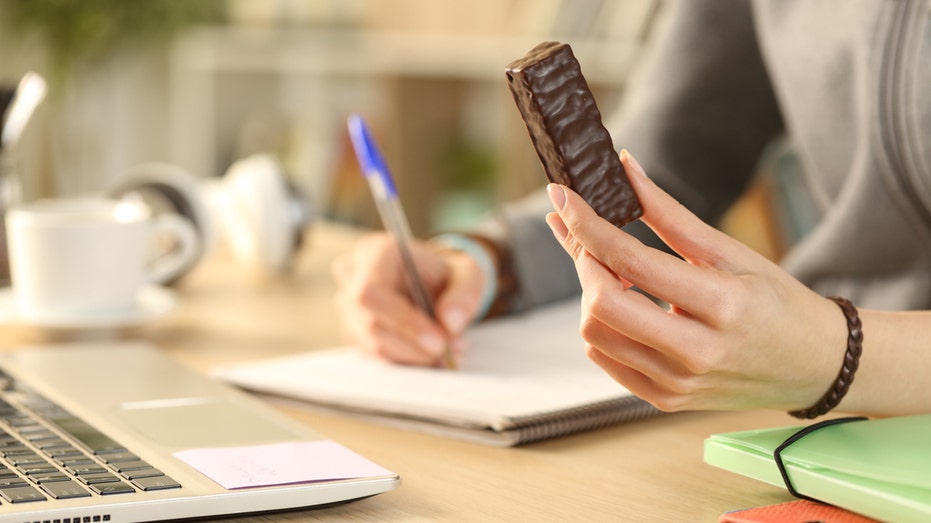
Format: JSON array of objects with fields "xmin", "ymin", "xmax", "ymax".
[{"xmin": 347, "ymin": 114, "xmax": 457, "ymax": 370}]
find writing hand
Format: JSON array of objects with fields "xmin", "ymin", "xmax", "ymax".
[{"xmin": 331, "ymin": 233, "xmax": 485, "ymax": 366}]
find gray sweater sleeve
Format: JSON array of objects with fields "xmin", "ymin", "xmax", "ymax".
[{"xmin": 480, "ymin": 0, "xmax": 785, "ymax": 312}]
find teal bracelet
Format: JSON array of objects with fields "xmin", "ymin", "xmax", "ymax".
[{"xmin": 431, "ymin": 233, "xmax": 497, "ymax": 322}]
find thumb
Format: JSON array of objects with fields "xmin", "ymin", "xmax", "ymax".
[{"xmin": 433, "ymin": 250, "xmax": 487, "ymax": 336}]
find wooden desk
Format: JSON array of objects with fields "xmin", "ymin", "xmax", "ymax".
[{"xmin": 0, "ymin": 221, "xmax": 797, "ymax": 522}]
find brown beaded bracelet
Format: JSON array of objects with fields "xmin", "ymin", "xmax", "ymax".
[{"xmin": 789, "ymin": 296, "xmax": 864, "ymax": 419}]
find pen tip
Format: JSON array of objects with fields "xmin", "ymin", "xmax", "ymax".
[{"xmin": 442, "ymin": 350, "xmax": 458, "ymax": 371}]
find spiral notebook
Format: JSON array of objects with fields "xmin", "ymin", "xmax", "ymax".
[{"xmin": 212, "ymin": 299, "xmax": 660, "ymax": 446}]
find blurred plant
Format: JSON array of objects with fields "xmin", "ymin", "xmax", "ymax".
[
  {"xmin": 444, "ymin": 139, "xmax": 497, "ymax": 191},
  {"xmin": 2, "ymin": 0, "xmax": 226, "ymax": 82}
]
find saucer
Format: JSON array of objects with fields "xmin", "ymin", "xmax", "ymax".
[{"xmin": 0, "ymin": 285, "xmax": 178, "ymax": 330}]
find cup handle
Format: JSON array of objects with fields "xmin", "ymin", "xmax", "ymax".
[{"xmin": 145, "ymin": 213, "xmax": 200, "ymax": 285}]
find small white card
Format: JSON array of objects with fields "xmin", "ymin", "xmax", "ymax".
[{"xmin": 174, "ymin": 440, "xmax": 393, "ymax": 490}]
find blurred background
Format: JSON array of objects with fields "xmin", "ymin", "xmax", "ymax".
[
  {"xmin": 0, "ymin": 0, "xmax": 660, "ymax": 232},
  {"xmin": 0, "ymin": 0, "xmax": 805, "ymax": 261}
]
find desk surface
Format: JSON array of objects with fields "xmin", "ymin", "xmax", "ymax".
[{"xmin": 0, "ymin": 221, "xmax": 797, "ymax": 522}]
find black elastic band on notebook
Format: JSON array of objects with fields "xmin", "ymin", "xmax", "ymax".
[{"xmin": 773, "ymin": 416, "xmax": 869, "ymax": 501}]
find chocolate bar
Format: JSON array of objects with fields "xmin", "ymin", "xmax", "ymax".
[{"xmin": 506, "ymin": 41, "xmax": 642, "ymax": 228}]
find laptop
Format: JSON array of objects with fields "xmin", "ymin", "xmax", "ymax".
[{"xmin": 0, "ymin": 341, "xmax": 399, "ymax": 522}]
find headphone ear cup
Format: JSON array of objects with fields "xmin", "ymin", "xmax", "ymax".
[
  {"xmin": 104, "ymin": 163, "xmax": 211, "ymax": 285},
  {"xmin": 218, "ymin": 154, "xmax": 311, "ymax": 272}
]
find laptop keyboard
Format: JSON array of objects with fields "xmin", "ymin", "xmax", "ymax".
[{"xmin": 0, "ymin": 374, "xmax": 181, "ymax": 505}]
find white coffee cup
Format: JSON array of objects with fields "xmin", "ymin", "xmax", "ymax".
[{"xmin": 5, "ymin": 197, "xmax": 198, "ymax": 320}]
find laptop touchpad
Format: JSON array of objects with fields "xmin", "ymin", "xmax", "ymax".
[{"xmin": 117, "ymin": 397, "xmax": 301, "ymax": 448}]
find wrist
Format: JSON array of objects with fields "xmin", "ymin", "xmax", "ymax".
[{"xmin": 789, "ymin": 296, "xmax": 864, "ymax": 419}]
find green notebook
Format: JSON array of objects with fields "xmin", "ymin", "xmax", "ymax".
[{"xmin": 704, "ymin": 415, "xmax": 931, "ymax": 523}]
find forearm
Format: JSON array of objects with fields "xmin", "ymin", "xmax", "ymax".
[{"xmin": 839, "ymin": 309, "xmax": 931, "ymax": 416}]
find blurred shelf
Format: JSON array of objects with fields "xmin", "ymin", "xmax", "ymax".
[
  {"xmin": 168, "ymin": 9, "xmax": 659, "ymax": 234},
  {"xmin": 172, "ymin": 27, "xmax": 642, "ymax": 83}
]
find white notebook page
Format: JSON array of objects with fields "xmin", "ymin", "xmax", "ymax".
[{"xmin": 213, "ymin": 299, "xmax": 634, "ymax": 431}]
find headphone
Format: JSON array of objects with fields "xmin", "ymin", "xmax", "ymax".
[{"xmin": 105, "ymin": 154, "xmax": 312, "ymax": 284}]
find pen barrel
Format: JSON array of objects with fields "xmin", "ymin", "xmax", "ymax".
[{"xmin": 369, "ymin": 188, "xmax": 436, "ymax": 316}]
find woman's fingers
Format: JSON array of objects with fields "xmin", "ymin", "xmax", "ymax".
[
  {"xmin": 584, "ymin": 347, "xmax": 672, "ymax": 408},
  {"xmin": 545, "ymin": 166, "xmax": 757, "ymax": 322},
  {"xmin": 570, "ymin": 243, "xmax": 723, "ymax": 371},
  {"xmin": 334, "ymin": 275, "xmax": 447, "ymax": 362},
  {"xmin": 545, "ymin": 194, "xmax": 729, "ymax": 325},
  {"xmin": 580, "ymin": 311, "xmax": 694, "ymax": 391},
  {"xmin": 331, "ymin": 234, "xmax": 451, "ymax": 365}
]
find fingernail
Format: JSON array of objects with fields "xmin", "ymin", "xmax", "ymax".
[
  {"xmin": 621, "ymin": 149, "xmax": 646, "ymax": 177},
  {"xmin": 547, "ymin": 183, "xmax": 567, "ymax": 211},
  {"xmin": 546, "ymin": 212, "xmax": 568, "ymax": 241},
  {"xmin": 419, "ymin": 332, "xmax": 445, "ymax": 356}
]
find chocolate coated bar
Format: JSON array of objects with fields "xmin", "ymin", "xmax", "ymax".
[{"xmin": 506, "ymin": 41, "xmax": 642, "ymax": 228}]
